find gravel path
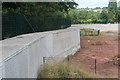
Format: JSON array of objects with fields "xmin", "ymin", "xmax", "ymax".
[{"xmin": 72, "ymin": 24, "xmax": 119, "ymax": 32}]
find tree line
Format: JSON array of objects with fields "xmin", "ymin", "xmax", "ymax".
[
  {"xmin": 2, "ymin": 2, "xmax": 120, "ymax": 24},
  {"xmin": 69, "ymin": 1, "xmax": 120, "ymax": 24},
  {"xmin": 2, "ymin": 2, "xmax": 78, "ymax": 18}
]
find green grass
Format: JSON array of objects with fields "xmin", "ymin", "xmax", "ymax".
[
  {"xmin": 80, "ymin": 28, "xmax": 95, "ymax": 31},
  {"xmin": 80, "ymin": 28, "xmax": 99, "ymax": 36}
]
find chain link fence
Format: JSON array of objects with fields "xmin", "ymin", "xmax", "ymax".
[{"xmin": 2, "ymin": 13, "xmax": 71, "ymax": 40}]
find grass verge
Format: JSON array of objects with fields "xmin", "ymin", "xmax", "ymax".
[{"xmin": 37, "ymin": 61, "xmax": 97, "ymax": 79}]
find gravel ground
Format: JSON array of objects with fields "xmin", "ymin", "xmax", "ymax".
[{"xmin": 72, "ymin": 24, "xmax": 119, "ymax": 32}]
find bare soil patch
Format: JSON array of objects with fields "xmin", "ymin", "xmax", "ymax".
[{"xmin": 71, "ymin": 36, "xmax": 119, "ymax": 78}]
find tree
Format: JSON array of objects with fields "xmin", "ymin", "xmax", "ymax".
[
  {"xmin": 68, "ymin": 9, "xmax": 101, "ymax": 24},
  {"xmin": 2, "ymin": 2, "xmax": 78, "ymax": 18},
  {"xmin": 95, "ymin": 7, "xmax": 101, "ymax": 9},
  {"xmin": 68, "ymin": 9, "xmax": 79, "ymax": 24},
  {"xmin": 116, "ymin": 1, "xmax": 120, "ymax": 23},
  {"xmin": 108, "ymin": 1, "xmax": 117, "ymax": 22},
  {"xmin": 100, "ymin": 10, "xmax": 109, "ymax": 23}
]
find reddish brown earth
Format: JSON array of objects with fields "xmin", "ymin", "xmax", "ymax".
[{"xmin": 71, "ymin": 36, "xmax": 119, "ymax": 78}]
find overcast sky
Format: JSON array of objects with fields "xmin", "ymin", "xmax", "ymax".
[{"xmin": 75, "ymin": 0, "xmax": 120, "ymax": 8}]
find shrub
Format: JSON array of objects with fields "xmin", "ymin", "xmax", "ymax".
[{"xmin": 37, "ymin": 61, "xmax": 95, "ymax": 79}]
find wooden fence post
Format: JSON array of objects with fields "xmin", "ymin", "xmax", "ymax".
[{"xmin": 94, "ymin": 59, "xmax": 97, "ymax": 74}]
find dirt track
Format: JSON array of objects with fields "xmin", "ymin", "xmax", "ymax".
[
  {"xmin": 71, "ymin": 35, "xmax": 119, "ymax": 78},
  {"xmin": 72, "ymin": 24, "xmax": 119, "ymax": 32}
]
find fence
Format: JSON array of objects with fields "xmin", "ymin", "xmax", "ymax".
[
  {"xmin": 2, "ymin": 13, "xmax": 71, "ymax": 39},
  {"xmin": 80, "ymin": 29, "xmax": 100, "ymax": 36}
]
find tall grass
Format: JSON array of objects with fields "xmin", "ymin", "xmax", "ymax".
[
  {"xmin": 37, "ymin": 61, "xmax": 96, "ymax": 79},
  {"xmin": 80, "ymin": 29, "xmax": 99, "ymax": 36}
]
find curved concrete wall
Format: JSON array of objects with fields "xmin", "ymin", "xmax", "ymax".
[
  {"xmin": 0, "ymin": 27, "xmax": 80, "ymax": 78},
  {"xmin": 72, "ymin": 24, "xmax": 118, "ymax": 32},
  {"xmin": 0, "ymin": 62, "xmax": 2, "ymax": 79}
]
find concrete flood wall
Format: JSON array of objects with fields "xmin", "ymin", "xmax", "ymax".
[
  {"xmin": 72, "ymin": 24, "xmax": 119, "ymax": 32},
  {"xmin": 0, "ymin": 41, "xmax": 2, "ymax": 79},
  {"xmin": 0, "ymin": 27, "xmax": 80, "ymax": 78},
  {"xmin": 0, "ymin": 62, "xmax": 2, "ymax": 79}
]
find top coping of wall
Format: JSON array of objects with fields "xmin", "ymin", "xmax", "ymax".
[{"xmin": 0, "ymin": 27, "xmax": 79, "ymax": 63}]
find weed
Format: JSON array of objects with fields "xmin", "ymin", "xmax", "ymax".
[{"xmin": 37, "ymin": 61, "xmax": 95, "ymax": 78}]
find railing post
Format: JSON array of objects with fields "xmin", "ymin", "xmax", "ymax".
[
  {"xmin": 94, "ymin": 59, "xmax": 97, "ymax": 74},
  {"xmin": 43, "ymin": 57, "xmax": 46, "ymax": 64},
  {"xmin": 98, "ymin": 30, "xmax": 100, "ymax": 35}
]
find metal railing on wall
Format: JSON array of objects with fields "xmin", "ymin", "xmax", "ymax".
[{"xmin": 2, "ymin": 13, "xmax": 71, "ymax": 40}]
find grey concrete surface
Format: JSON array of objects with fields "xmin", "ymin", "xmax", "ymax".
[
  {"xmin": 72, "ymin": 24, "xmax": 119, "ymax": 32},
  {"xmin": 0, "ymin": 27, "xmax": 80, "ymax": 78}
]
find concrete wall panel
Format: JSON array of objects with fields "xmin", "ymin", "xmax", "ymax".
[{"xmin": 0, "ymin": 27, "xmax": 80, "ymax": 78}]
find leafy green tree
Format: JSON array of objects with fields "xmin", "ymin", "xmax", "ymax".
[
  {"xmin": 118, "ymin": 7, "xmax": 120, "ymax": 23},
  {"xmin": 100, "ymin": 10, "xmax": 109, "ymax": 23},
  {"xmin": 68, "ymin": 9, "xmax": 79, "ymax": 24},
  {"xmin": 2, "ymin": 2, "xmax": 78, "ymax": 18},
  {"xmin": 95, "ymin": 7, "xmax": 101, "ymax": 9},
  {"xmin": 87, "ymin": 11, "xmax": 100, "ymax": 22},
  {"xmin": 69, "ymin": 9, "xmax": 101, "ymax": 24},
  {"xmin": 108, "ymin": 1, "xmax": 117, "ymax": 22}
]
